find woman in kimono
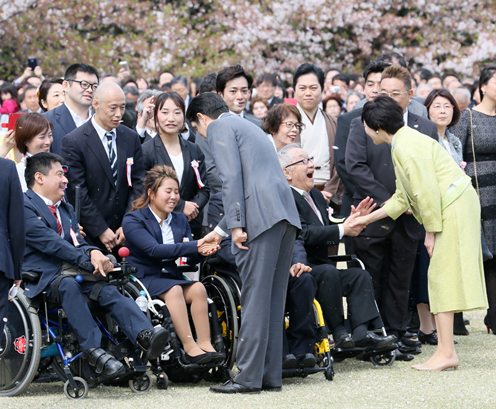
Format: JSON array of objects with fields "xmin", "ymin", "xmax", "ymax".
[{"xmin": 352, "ymin": 96, "xmax": 487, "ymax": 371}]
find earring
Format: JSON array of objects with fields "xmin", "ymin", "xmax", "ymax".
[{"xmin": 376, "ymin": 130, "xmax": 379, "ymax": 134}]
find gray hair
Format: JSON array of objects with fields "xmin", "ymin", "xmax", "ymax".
[
  {"xmin": 345, "ymin": 89, "xmax": 364, "ymax": 104},
  {"xmin": 415, "ymin": 83, "xmax": 433, "ymax": 96},
  {"xmin": 122, "ymin": 85, "xmax": 139, "ymax": 97},
  {"xmin": 137, "ymin": 89, "xmax": 163, "ymax": 115},
  {"xmin": 451, "ymin": 87, "xmax": 471, "ymax": 103},
  {"xmin": 277, "ymin": 143, "xmax": 302, "ymax": 168}
]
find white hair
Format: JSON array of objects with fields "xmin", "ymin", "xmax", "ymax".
[
  {"xmin": 277, "ymin": 143, "xmax": 302, "ymax": 168},
  {"xmin": 451, "ymin": 87, "xmax": 471, "ymax": 103}
]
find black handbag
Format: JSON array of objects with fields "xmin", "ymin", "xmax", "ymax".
[{"xmin": 469, "ymin": 109, "xmax": 493, "ymax": 262}]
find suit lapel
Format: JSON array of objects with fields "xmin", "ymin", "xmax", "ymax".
[
  {"xmin": 142, "ymin": 207, "xmax": 164, "ymax": 244},
  {"xmin": 310, "ymin": 189, "xmax": 329, "ymax": 226},
  {"xmin": 56, "ymin": 104, "xmax": 77, "ymax": 135},
  {"xmin": 84, "ymin": 122, "xmax": 115, "ymax": 187},
  {"xmin": 116, "ymin": 126, "xmax": 127, "ymax": 187},
  {"xmin": 407, "ymin": 113, "xmax": 419, "ymax": 130},
  {"xmin": 26, "ymin": 189, "xmax": 60, "ymax": 233},
  {"xmin": 292, "ymin": 188, "xmax": 322, "ymax": 225},
  {"xmin": 170, "ymin": 213, "xmax": 183, "ymax": 244},
  {"xmin": 59, "ymin": 202, "xmax": 73, "ymax": 241},
  {"xmin": 155, "ymin": 137, "xmax": 173, "ymax": 168},
  {"xmin": 180, "ymin": 138, "xmax": 191, "ymax": 190}
]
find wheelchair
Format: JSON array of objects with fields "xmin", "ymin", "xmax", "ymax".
[
  {"xmin": 200, "ymin": 257, "xmax": 336, "ymax": 382},
  {"xmin": 119, "ymin": 263, "xmax": 238, "ymax": 387},
  {"xmin": 0, "ymin": 260, "xmax": 154, "ymax": 399}
]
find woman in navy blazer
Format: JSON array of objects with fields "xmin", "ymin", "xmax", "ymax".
[
  {"xmin": 141, "ymin": 92, "xmax": 209, "ymax": 240},
  {"xmin": 122, "ymin": 165, "xmax": 222, "ymax": 364}
]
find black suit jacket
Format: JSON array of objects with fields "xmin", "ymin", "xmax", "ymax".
[
  {"xmin": 334, "ymin": 109, "xmax": 363, "ymax": 216},
  {"xmin": 60, "ymin": 120, "xmax": 145, "ymax": 243},
  {"xmin": 44, "ymin": 103, "xmax": 77, "ymax": 155},
  {"xmin": 268, "ymin": 97, "xmax": 284, "ymax": 109},
  {"xmin": 142, "ymin": 135, "xmax": 210, "ymax": 213},
  {"xmin": 291, "ymin": 187, "xmax": 341, "ymax": 266},
  {"xmin": 0, "ymin": 158, "xmax": 25, "ymax": 280},
  {"xmin": 345, "ymin": 112, "xmax": 438, "ymax": 239}
]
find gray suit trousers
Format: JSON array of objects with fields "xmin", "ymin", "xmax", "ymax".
[{"xmin": 233, "ymin": 221, "xmax": 297, "ymax": 388}]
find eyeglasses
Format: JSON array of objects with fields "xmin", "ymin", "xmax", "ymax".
[
  {"xmin": 285, "ymin": 156, "xmax": 313, "ymax": 168},
  {"xmin": 67, "ymin": 79, "xmax": 99, "ymax": 91},
  {"xmin": 282, "ymin": 121, "xmax": 305, "ymax": 132},
  {"xmin": 378, "ymin": 90, "xmax": 408, "ymax": 97},
  {"xmin": 431, "ymin": 103, "xmax": 454, "ymax": 110}
]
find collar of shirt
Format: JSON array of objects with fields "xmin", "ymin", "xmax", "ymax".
[
  {"xmin": 403, "ymin": 110, "xmax": 409, "ymax": 127},
  {"xmin": 33, "ymin": 191, "xmax": 62, "ymax": 207},
  {"xmin": 64, "ymin": 102, "xmax": 92, "ymax": 128},
  {"xmin": 148, "ymin": 206, "xmax": 173, "ymax": 227},
  {"xmin": 180, "ymin": 123, "xmax": 190, "ymax": 140},
  {"xmin": 92, "ymin": 116, "xmax": 116, "ymax": 144},
  {"xmin": 290, "ymin": 185, "xmax": 309, "ymax": 197},
  {"xmin": 229, "ymin": 110, "xmax": 245, "ymax": 118}
]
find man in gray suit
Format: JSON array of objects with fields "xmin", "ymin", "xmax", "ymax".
[{"xmin": 187, "ymin": 93, "xmax": 301, "ymax": 394}]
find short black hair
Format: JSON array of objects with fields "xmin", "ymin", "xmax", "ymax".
[
  {"xmin": 325, "ymin": 67, "xmax": 343, "ymax": 77},
  {"xmin": 361, "ymin": 96, "xmax": 404, "ymax": 135},
  {"xmin": 64, "ymin": 63, "xmax": 100, "ymax": 82},
  {"xmin": 332, "ymin": 73, "xmax": 350, "ymax": 86},
  {"xmin": 441, "ymin": 72, "xmax": 461, "ymax": 87},
  {"xmin": 25, "ymin": 152, "xmax": 64, "ymax": 189},
  {"xmin": 171, "ymin": 75, "xmax": 188, "ymax": 88},
  {"xmin": 38, "ymin": 78, "xmax": 63, "ymax": 112},
  {"xmin": 415, "ymin": 68, "xmax": 433, "ymax": 82},
  {"xmin": 256, "ymin": 73, "xmax": 277, "ymax": 87},
  {"xmin": 186, "ymin": 93, "xmax": 228, "ymax": 123},
  {"xmin": 199, "ymin": 72, "xmax": 218, "ymax": 94},
  {"xmin": 293, "ymin": 63, "xmax": 325, "ymax": 90},
  {"xmin": 362, "ymin": 60, "xmax": 391, "ymax": 81},
  {"xmin": 424, "ymin": 88, "xmax": 461, "ymax": 127},
  {"xmin": 0, "ymin": 82, "xmax": 18, "ymax": 101},
  {"xmin": 376, "ymin": 52, "xmax": 407, "ymax": 68},
  {"xmin": 217, "ymin": 65, "xmax": 253, "ymax": 93},
  {"xmin": 21, "ymin": 85, "xmax": 37, "ymax": 100},
  {"xmin": 479, "ymin": 66, "xmax": 496, "ymax": 102},
  {"xmin": 153, "ymin": 91, "xmax": 185, "ymax": 132}
]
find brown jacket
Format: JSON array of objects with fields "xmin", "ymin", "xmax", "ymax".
[{"xmin": 295, "ymin": 110, "xmax": 344, "ymax": 203}]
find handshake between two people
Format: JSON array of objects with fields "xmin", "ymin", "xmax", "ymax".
[{"xmin": 343, "ymin": 196, "xmax": 377, "ymax": 237}]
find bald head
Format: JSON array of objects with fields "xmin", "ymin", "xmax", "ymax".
[{"xmin": 93, "ymin": 82, "xmax": 126, "ymax": 131}]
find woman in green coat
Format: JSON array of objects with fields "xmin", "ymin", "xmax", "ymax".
[{"xmin": 352, "ymin": 96, "xmax": 487, "ymax": 371}]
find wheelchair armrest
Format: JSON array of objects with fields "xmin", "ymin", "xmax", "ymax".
[
  {"xmin": 204, "ymin": 256, "xmax": 225, "ymax": 267},
  {"xmin": 178, "ymin": 265, "xmax": 198, "ymax": 273},
  {"xmin": 21, "ymin": 271, "xmax": 40, "ymax": 282},
  {"xmin": 328, "ymin": 254, "xmax": 358, "ymax": 263}
]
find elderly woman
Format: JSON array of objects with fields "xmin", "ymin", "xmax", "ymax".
[
  {"xmin": 262, "ymin": 103, "xmax": 304, "ymax": 151},
  {"xmin": 353, "ymin": 96, "xmax": 487, "ymax": 371}
]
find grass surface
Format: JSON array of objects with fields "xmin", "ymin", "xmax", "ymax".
[{"xmin": 1, "ymin": 309, "xmax": 495, "ymax": 409}]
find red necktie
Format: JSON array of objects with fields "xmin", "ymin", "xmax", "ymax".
[{"xmin": 47, "ymin": 204, "xmax": 62, "ymax": 235}]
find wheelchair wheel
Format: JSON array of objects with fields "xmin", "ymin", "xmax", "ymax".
[
  {"xmin": 0, "ymin": 291, "xmax": 42, "ymax": 397},
  {"xmin": 370, "ymin": 350, "xmax": 395, "ymax": 366},
  {"xmin": 201, "ymin": 275, "xmax": 239, "ymax": 372},
  {"xmin": 64, "ymin": 376, "xmax": 88, "ymax": 399},
  {"xmin": 324, "ymin": 367, "xmax": 334, "ymax": 381},
  {"xmin": 129, "ymin": 372, "xmax": 152, "ymax": 393},
  {"xmin": 156, "ymin": 371, "xmax": 168, "ymax": 390}
]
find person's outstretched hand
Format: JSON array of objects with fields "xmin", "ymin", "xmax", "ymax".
[{"xmin": 351, "ymin": 196, "xmax": 376, "ymax": 217}]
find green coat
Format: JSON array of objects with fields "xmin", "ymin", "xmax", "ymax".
[{"xmin": 383, "ymin": 126, "xmax": 487, "ymax": 313}]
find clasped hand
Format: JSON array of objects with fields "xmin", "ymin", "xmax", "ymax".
[{"xmin": 197, "ymin": 238, "xmax": 220, "ymax": 256}]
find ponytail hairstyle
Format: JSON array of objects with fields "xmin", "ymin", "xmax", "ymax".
[{"xmin": 131, "ymin": 165, "xmax": 179, "ymax": 211}]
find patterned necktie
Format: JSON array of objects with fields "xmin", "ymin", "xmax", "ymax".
[
  {"xmin": 303, "ymin": 191, "xmax": 322, "ymax": 222},
  {"xmin": 47, "ymin": 204, "xmax": 62, "ymax": 235},
  {"xmin": 106, "ymin": 131, "xmax": 118, "ymax": 184}
]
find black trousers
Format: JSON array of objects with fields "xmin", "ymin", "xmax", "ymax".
[
  {"xmin": 284, "ymin": 272, "xmax": 317, "ymax": 356},
  {"xmin": 352, "ymin": 222, "xmax": 418, "ymax": 338},
  {"xmin": 48, "ymin": 278, "xmax": 151, "ymax": 351},
  {"xmin": 309, "ymin": 263, "xmax": 381, "ymax": 336}
]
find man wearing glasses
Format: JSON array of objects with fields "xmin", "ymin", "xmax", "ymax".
[
  {"xmin": 45, "ymin": 63, "xmax": 99, "ymax": 154},
  {"xmin": 345, "ymin": 65, "xmax": 438, "ymax": 361}
]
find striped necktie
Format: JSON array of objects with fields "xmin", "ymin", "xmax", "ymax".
[
  {"xmin": 105, "ymin": 131, "xmax": 117, "ymax": 184},
  {"xmin": 47, "ymin": 204, "xmax": 62, "ymax": 235},
  {"xmin": 303, "ymin": 191, "xmax": 323, "ymax": 224}
]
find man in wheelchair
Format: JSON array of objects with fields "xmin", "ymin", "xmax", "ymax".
[
  {"xmin": 208, "ymin": 193, "xmax": 318, "ymax": 370},
  {"xmin": 21, "ymin": 152, "xmax": 169, "ymax": 380},
  {"xmin": 278, "ymin": 144, "xmax": 396, "ymax": 351}
]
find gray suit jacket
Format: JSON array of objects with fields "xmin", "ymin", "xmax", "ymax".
[
  {"xmin": 353, "ymin": 97, "xmax": 428, "ymax": 118},
  {"xmin": 207, "ymin": 113, "xmax": 301, "ymax": 242}
]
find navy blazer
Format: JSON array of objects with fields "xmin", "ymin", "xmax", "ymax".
[
  {"xmin": 345, "ymin": 111, "xmax": 438, "ymax": 240},
  {"xmin": 122, "ymin": 207, "xmax": 201, "ymax": 280},
  {"xmin": 44, "ymin": 103, "xmax": 77, "ymax": 155},
  {"xmin": 142, "ymin": 135, "xmax": 210, "ymax": 213},
  {"xmin": 291, "ymin": 187, "xmax": 341, "ymax": 267},
  {"xmin": 0, "ymin": 158, "xmax": 25, "ymax": 280},
  {"xmin": 61, "ymin": 120, "xmax": 145, "ymax": 242},
  {"xmin": 22, "ymin": 189, "xmax": 98, "ymax": 298}
]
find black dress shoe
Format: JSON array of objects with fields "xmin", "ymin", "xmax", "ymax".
[
  {"xmin": 454, "ymin": 312, "xmax": 469, "ymax": 335},
  {"xmin": 137, "ymin": 326, "xmax": 170, "ymax": 360},
  {"xmin": 394, "ymin": 349, "xmax": 414, "ymax": 361},
  {"xmin": 295, "ymin": 353, "xmax": 316, "ymax": 368},
  {"xmin": 210, "ymin": 380, "xmax": 260, "ymax": 394},
  {"xmin": 282, "ymin": 354, "xmax": 298, "ymax": 369},
  {"xmin": 185, "ymin": 352, "xmax": 212, "ymax": 364},
  {"xmin": 418, "ymin": 330, "xmax": 438, "ymax": 345},
  {"xmin": 400, "ymin": 336, "xmax": 421, "ymax": 348},
  {"xmin": 354, "ymin": 331, "xmax": 397, "ymax": 350},
  {"xmin": 83, "ymin": 347, "xmax": 125, "ymax": 378},
  {"xmin": 200, "ymin": 349, "xmax": 226, "ymax": 363},
  {"xmin": 261, "ymin": 384, "xmax": 282, "ymax": 392},
  {"xmin": 397, "ymin": 341, "xmax": 421, "ymax": 354},
  {"xmin": 334, "ymin": 335, "xmax": 355, "ymax": 349}
]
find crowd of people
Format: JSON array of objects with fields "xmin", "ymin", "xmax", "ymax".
[{"xmin": 0, "ymin": 52, "xmax": 495, "ymax": 394}]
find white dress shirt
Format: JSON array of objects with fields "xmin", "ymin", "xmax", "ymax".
[
  {"xmin": 65, "ymin": 102, "xmax": 92, "ymax": 128},
  {"xmin": 91, "ymin": 117, "xmax": 117, "ymax": 160},
  {"xmin": 149, "ymin": 206, "xmax": 175, "ymax": 245}
]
